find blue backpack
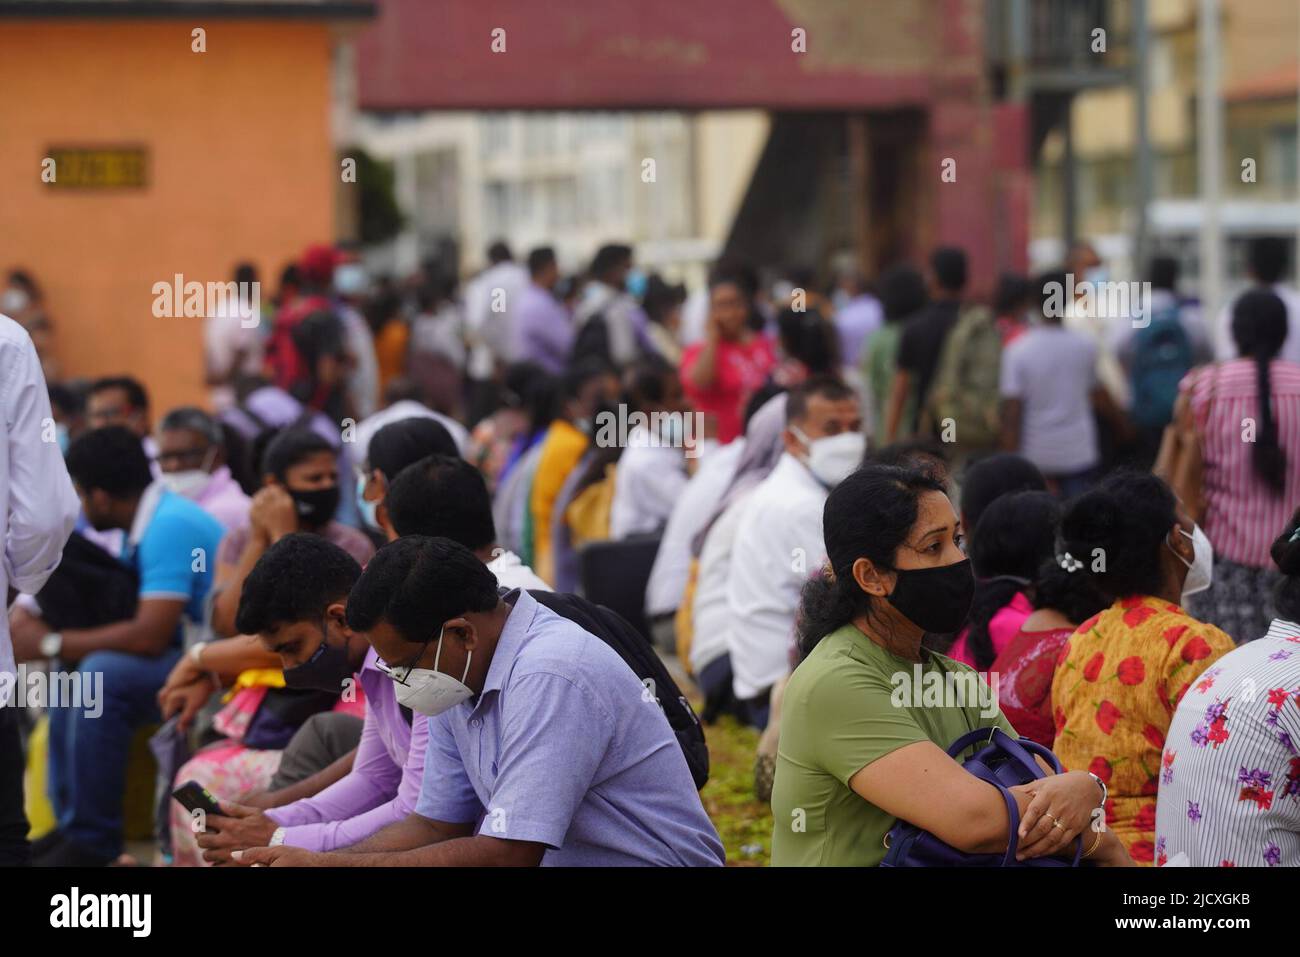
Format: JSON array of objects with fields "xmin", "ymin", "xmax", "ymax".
[{"xmin": 1131, "ymin": 302, "xmax": 1193, "ymax": 431}]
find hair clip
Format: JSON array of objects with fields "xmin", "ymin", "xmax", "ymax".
[{"xmin": 1058, "ymin": 551, "xmax": 1084, "ymax": 573}]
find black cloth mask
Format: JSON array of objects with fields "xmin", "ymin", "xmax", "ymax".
[
  {"xmin": 289, "ymin": 485, "xmax": 340, "ymax": 527},
  {"xmin": 885, "ymin": 558, "xmax": 976, "ymax": 635}
]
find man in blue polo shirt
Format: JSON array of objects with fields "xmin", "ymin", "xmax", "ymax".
[
  {"xmin": 11, "ymin": 425, "xmax": 224, "ymax": 866},
  {"xmin": 237, "ymin": 535, "xmax": 724, "ymax": 867}
]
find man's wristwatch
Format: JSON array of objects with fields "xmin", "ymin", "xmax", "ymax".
[
  {"xmin": 1088, "ymin": 770, "xmax": 1108, "ymax": 808},
  {"xmin": 39, "ymin": 632, "xmax": 63, "ymax": 660}
]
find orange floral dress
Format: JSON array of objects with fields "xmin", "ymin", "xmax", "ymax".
[{"xmin": 1050, "ymin": 595, "xmax": 1234, "ymax": 864}]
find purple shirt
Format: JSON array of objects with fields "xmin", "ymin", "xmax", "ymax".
[
  {"xmin": 415, "ymin": 589, "xmax": 725, "ymax": 866},
  {"xmin": 266, "ymin": 647, "xmax": 427, "ymax": 851},
  {"xmin": 512, "ymin": 283, "xmax": 573, "ymax": 374},
  {"xmin": 835, "ymin": 293, "xmax": 884, "ymax": 367},
  {"xmin": 192, "ymin": 466, "xmax": 251, "ymax": 531}
]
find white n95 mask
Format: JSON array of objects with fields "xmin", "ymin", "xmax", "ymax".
[
  {"xmin": 794, "ymin": 427, "xmax": 865, "ymax": 489},
  {"xmin": 1170, "ymin": 524, "xmax": 1213, "ymax": 598},
  {"xmin": 392, "ymin": 626, "xmax": 474, "ymax": 717}
]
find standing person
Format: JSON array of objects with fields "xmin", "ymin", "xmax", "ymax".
[
  {"xmin": 205, "ymin": 261, "xmax": 265, "ymax": 414},
  {"xmin": 1214, "ymin": 236, "xmax": 1300, "ymax": 364},
  {"xmin": 3, "ymin": 269, "xmax": 59, "ymax": 382},
  {"xmin": 236, "ymin": 536, "xmax": 726, "ymax": 867},
  {"xmin": 573, "ymin": 243, "xmax": 647, "ymax": 367},
  {"xmin": 885, "ymin": 246, "xmax": 967, "ymax": 441},
  {"xmin": 1159, "ymin": 289, "xmax": 1300, "ymax": 643},
  {"xmin": 726, "ymin": 376, "xmax": 863, "ymax": 727},
  {"xmin": 1052, "ymin": 471, "xmax": 1235, "ymax": 865},
  {"xmin": 210, "ymin": 429, "xmax": 374, "ymax": 637},
  {"xmin": 154, "ymin": 407, "xmax": 251, "ymax": 531},
  {"xmin": 999, "ymin": 271, "xmax": 1130, "ymax": 498},
  {"xmin": 641, "ymin": 274, "xmax": 686, "ymax": 366},
  {"xmin": 771, "ymin": 466, "xmax": 1129, "ymax": 867},
  {"xmin": 1062, "ymin": 240, "xmax": 1131, "ymax": 410},
  {"xmin": 463, "ymin": 241, "xmax": 528, "ymax": 425},
  {"xmin": 680, "ymin": 269, "xmax": 777, "ymax": 444},
  {"xmin": 12, "ymin": 427, "xmax": 224, "ymax": 866},
  {"xmin": 1155, "ymin": 508, "xmax": 1300, "ymax": 867},
  {"xmin": 862, "ymin": 264, "xmax": 927, "ymax": 446},
  {"xmin": 832, "ymin": 271, "xmax": 883, "ymax": 372},
  {"xmin": 992, "ymin": 273, "xmax": 1033, "ymax": 347},
  {"xmin": 512, "ymin": 247, "xmax": 572, "ymax": 375},
  {"xmin": 407, "ymin": 272, "xmax": 467, "ymax": 419},
  {"xmin": 0, "ymin": 315, "xmax": 79, "ymax": 866}
]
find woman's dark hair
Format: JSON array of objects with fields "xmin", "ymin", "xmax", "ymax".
[
  {"xmin": 797, "ymin": 465, "xmax": 946, "ymax": 658},
  {"xmin": 776, "ymin": 308, "xmax": 839, "ymax": 375},
  {"xmin": 367, "ymin": 416, "xmax": 459, "ymax": 480},
  {"xmin": 959, "ymin": 452, "xmax": 1047, "ymax": 536},
  {"xmin": 1231, "ymin": 289, "xmax": 1288, "ymax": 493},
  {"xmin": 1031, "ymin": 559, "xmax": 1109, "ymax": 626},
  {"xmin": 1270, "ymin": 507, "xmax": 1300, "ymax": 623},
  {"xmin": 993, "ymin": 273, "xmax": 1031, "ymax": 316},
  {"xmin": 261, "ymin": 427, "xmax": 335, "ymax": 481},
  {"xmin": 964, "ymin": 491, "xmax": 1059, "ymax": 670},
  {"xmin": 1060, "ymin": 470, "xmax": 1178, "ymax": 601}
]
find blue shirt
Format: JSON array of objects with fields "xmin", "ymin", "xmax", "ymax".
[
  {"xmin": 122, "ymin": 484, "xmax": 225, "ymax": 644},
  {"xmin": 415, "ymin": 589, "xmax": 725, "ymax": 866}
]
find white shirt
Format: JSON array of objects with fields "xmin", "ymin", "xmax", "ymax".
[
  {"xmin": 1000, "ymin": 325, "xmax": 1100, "ymax": 475},
  {"xmin": 1214, "ymin": 282, "xmax": 1300, "ymax": 364},
  {"xmin": 464, "ymin": 261, "xmax": 529, "ymax": 379},
  {"xmin": 353, "ymin": 401, "xmax": 470, "ymax": 464},
  {"xmin": 1064, "ymin": 296, "xmax": 1131, "ymax": 407},
  {"xmin": 0, "ymin": 315, "xmax": 80, "ymax": 707},
  {"xmin": 487, "ymin": 548, "xmax": 551, "ymax": 592},
  {"xmin": 609, "ymin": 426, "xmax": 689, "ymax": 542},
  {"xmin": 645, "ymin": 438, "xmax": 745, "ymax": 618},
  {"xmin": 725, "ymin": 453, "xmax": 828, "ymax": 699},
  {"xmin": 689, "ymin": 491, "xmax": 747, "ymax": 676}
]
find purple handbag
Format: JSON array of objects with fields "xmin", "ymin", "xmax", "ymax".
[{"xmin": 880, "ymin": 727, "xmax": 1084, "ymax": 867}]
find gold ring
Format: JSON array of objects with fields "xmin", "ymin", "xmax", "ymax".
[{"xmin": 1052, "ymin": 820, "xmax": 1065, "ymax": 830}]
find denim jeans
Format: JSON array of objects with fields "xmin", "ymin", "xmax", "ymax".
[{"xmin": 47, "ymin": 647, "xmax": 181, "ymax": 859}]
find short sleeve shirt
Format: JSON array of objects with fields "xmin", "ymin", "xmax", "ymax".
[
  {"xmin": 771, "ymin": 623, "xmax": 1014, "ymax": 866},
  {"xmin": 127, "ymin": 487, "xmax": 226, "ymax": 638}
]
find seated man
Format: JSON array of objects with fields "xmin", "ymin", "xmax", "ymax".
[
  {"xmin": 10, "ymin": 426, "xmax": 225, "ymax": 866},
  {"xmin": 190, "ymin": 534, "xmax": 428, "ymax": 863},
  {"xmin": 236, "ymin": 536, "xmax": 724, "ymax": 867},
  {"xmin": 384, "ymin": 453, "xmax": 549, "ymax": 590},
  {"xmin": 155, "ymin": 406, "xmax": 250, "ymax": 530}
]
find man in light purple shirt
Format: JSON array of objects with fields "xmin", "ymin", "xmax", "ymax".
[
  {"xmin": 236, "ymin": 536, "xmax": 724, "ymax": 867},
  {"xmin": 512, "ymin": 247, "xmax": 573, "ymax": 374},
  {"xmin": 0, "ymin": 315, "xmax": 80, "ymax": 865},
  {"xmin": 195, "ymin": 534, "xmax": 426, "ymax": 861}
]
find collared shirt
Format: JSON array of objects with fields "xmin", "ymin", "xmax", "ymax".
[
  {"xmin": 414, "ymin": 589, "xmax": 725, "ymax": 866},
  {"xmin": 725, "ymin": 453, "xmax": 828, "ymax": 699},
  {"xmin": 1155, "ymin": 618, "xmax": 1300, "ymax": 867},
  {"xmin": 125, "ymin": 483, "xmax": 226, "ymax": 647},
  {"xmin": 267, "ymin": 646, "xmax": 427, "ymax": 851},
  {"xmin": 0, "ymin": 316, "xmax": 79, "ymax": 708},
  {"xmin": 513, "ymin": 283, "xmax": 573, "ymax": 374},
  {"xmin": 609, "ymin": 425, "xmax": 689, "ymax": 541},
  {"xmin": 486, "ymin": 548, "xmax": 551, "ymax": 592},
  {"xmin": 191, "ymin": 466, "xmax": 251, "ymax": 531}
]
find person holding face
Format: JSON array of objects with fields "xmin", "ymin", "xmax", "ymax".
[
  {"xmin": 236, "ymin": 535, "xmax": 725, "ymax": 867},
  {"xmin": 771, "ymin": 465, "xmax": 1131, "ymax": 868},
  {"xmin": 1050, "ymin": 471, "xmax": 1234, "ymax": 865},
  {"xmin": 210, "ymin": 429, "xmax": 373, "ymax": 637},
  {"xmin": 680, "ymin": 268, "xmax": 777, "ymax": 445}
]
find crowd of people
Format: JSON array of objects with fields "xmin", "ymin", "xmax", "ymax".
[{"xmin": 0, "ymin": 231, "xmax": 1298, "ymax": 868}]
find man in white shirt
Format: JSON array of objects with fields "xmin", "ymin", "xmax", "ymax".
[
  {"xmin": 609, "ymin": 358, "xmax": 692, "ymax": 541},
  {"xmin": 1213, "ymin": 237, "xmax": 1300, "ymax": 364},
  {"xmin": 725, "ymin": 376, "xmax": 863, "ymax": 727},
  {"xmin": 463, "ymin": 242, "xmax": 529, "ymax": 421},
  {"xmin": 0, "ymin": 314, "xmax": 80, "ymax": 864},
  {"xmin": 383, "ymin": 453, "xmax": 550, "ymax": 591}
]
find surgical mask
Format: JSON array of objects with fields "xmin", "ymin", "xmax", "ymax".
[
  {"xmin": 334, "ymin": 263, "xmax": 369, "ymax": 296},
  {"xmin": 793, "ymin": 427, "xmax": 865, "ymax": 489},
  {"xmin": 392, "ymin": 626, "xmax": 474, "ymax": 717},
  {"xmin": 288, "ymin": 485, "xmax": 340, "ymax": 526},
  {"xmin": 283, "ymin": 621, "xmax": 354, "ymax": 692},
  {"xmin": 356, "ymin": 473, "xmax": 382, "ymax": 533},
  {"xmin": 161, "ymin": 469, "xmax": 211, "ymax": 500},
  {"xmin": 885, "ymin": 557, "xmax": 976, "ymax": 635},
  {"xmin": 1169, "ymin": 524, "xmax": 1213, "ymax": 598},
  {"xmin": 1, "ymin": 288, "xmax": 29, "ymax": 314},
  {"xmin": 626, "ymin": 269, "xmax": 648, "ymax": 298}
]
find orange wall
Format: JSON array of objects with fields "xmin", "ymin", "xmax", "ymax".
[{"xmin": 0, "ymin": 20, "xmax": 338, "ymax": 415}]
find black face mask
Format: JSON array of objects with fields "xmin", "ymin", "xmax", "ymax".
[
  {"xmin": 885, "ymin": 558, "xmax": 975, "ymax": 635},
  {"xmin": 288, "ymin": 485, "xmax": 340, "ymax": 526},
  {"xmin": 283, "ymin": 622, "xmax": 354, "ymax": 692}
]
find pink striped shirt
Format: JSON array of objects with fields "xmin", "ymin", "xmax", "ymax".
[{"xmin": 1183, "ymin": 359, "xmax": 1300, "ymax": 567}]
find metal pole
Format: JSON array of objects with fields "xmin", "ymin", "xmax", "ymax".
[
  {"xmin": 1133, "ymin": 0, "xmax": 1153, "ymax": 280},
  {"xmin": 1197, "ymin": 0, "xmax": 1223, "ymax": 327}
]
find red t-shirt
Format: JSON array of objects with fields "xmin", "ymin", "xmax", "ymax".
[{"xmin": 680, "ymin": 335, "xmax": 777, "ymax": 443}]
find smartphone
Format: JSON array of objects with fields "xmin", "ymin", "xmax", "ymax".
[{"xmin": 172, "ymin": 780, "xmax": 223, "ymax": 818}]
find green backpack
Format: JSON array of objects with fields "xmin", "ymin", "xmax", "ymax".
[{"xmin": 923, "ymin": 304, "xmax": 1003, "ymax": 452}]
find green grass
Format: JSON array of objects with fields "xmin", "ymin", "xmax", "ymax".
[{"xmin": 699, "ymin": 716, "xmax": 773, "ymax": 866}]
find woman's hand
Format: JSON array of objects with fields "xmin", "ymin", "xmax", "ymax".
[
  {"xmin": 249, "ymin": 485, "xmax": 298, "ymax": 543},
  {"xmin": 1085, "ymin": 829, "xmax": 1135, "ymax": 867},
  {"xmin": 1009, "ymin": 770, "xmax": 1103, "ymax": 860},
  {"xmin": 158, "ymin": 674, "xmax": 217, "ymax": 731}
]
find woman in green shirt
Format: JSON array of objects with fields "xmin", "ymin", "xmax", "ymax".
[{"xmin": 770, "ymin": 465, "xmax": 1131, "ymax": 867}]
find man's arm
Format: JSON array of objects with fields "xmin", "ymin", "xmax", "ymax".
[
  {"xmin": 57, "ymin": 597, "xmax": 185, "ymax": 660},
  {"xmin": 999, "ymin": 397, "xmax": 1023, "ymax": 453},
  {"xmin": 244, "ymin": 747, "xmax": 357, "ymax": 810},
  {"xmin": 342, "ymin": 812, "xmax": 473, "ymax": 854},
  {"xmin": 334, "ymin": 834, "xmax": 544, "ymax": 867},
  {"xmin": 884, "ymin": 369, "xmax": 911, "ymax": 443}
]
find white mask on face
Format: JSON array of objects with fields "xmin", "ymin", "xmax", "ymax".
[
  {"xmin": 160, "ymin": 469, "xmax": 211, "ymax": 499},
  {"xmin": 1169, "ymin": 524, "xmax": 1213, "ymax": 598},
  {"xmin": 792, "ymin": 427, "xmax": 865, "ymax": 489},
  {"xmin": 392, "ymin": 626, "xmax": 474, "ymax": 717},
  {"xmin": 1, "ymin": 288, "xmax": 29, "ymax": 314}
]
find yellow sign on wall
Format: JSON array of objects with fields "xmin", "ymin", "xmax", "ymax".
[{"xmin": 46, "ymin": 146, "xmax": 148, "ymax": 189}]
